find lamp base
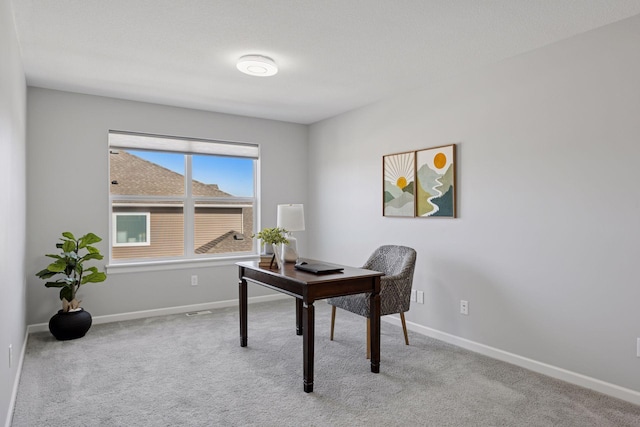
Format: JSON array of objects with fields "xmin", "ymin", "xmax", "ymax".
[{"xmin": 282, "ymin": 236, "xmax": 298, "ymax": 262}]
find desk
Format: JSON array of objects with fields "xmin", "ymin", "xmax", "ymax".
[{"xmin": 237, "ymin": 260, "xmax": 383, "ymax": 392}]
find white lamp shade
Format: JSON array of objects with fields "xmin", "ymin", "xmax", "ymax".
[{"xmin": 277, "ymin": 204, "xmax": 305, "ymax": 231}]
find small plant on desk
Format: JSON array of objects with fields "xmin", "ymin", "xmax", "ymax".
[{"xmin": 251, "ymin": 227, "xmax": 289, "ymax": 268}]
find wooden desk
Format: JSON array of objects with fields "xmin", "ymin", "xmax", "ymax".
[{"xmin": 237, "ymin": 260, "xmax": 383, "ymax": 392}]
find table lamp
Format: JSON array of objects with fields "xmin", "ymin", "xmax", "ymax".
[{"xmin": 277, "ymin": 204, "xmax": 305, "ymax": 262}]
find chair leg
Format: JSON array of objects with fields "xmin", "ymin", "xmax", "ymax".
[
  {"xmin": 330, "ymin": 306, "xmax": 336, "ymax": 341},
  {"xmin": 400, "ymin": 312, "xmax": 409, "ymax": 345},
  {"xmin": 366, "ymin": 317, "xmax": 371, "ymax": 359}
]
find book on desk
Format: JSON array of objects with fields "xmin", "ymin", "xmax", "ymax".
[{"xmin": 258, "ymin": 254, "xmax": 274, "ymax": 268}]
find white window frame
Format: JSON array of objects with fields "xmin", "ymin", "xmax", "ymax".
[{"xmin": 112, "ymin": 212, "xmax": 151, "ymax": 247}]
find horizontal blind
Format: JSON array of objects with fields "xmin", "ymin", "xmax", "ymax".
[{"xmin": 109, "ymin": 130, "xmax": 259, "ymax": 159}]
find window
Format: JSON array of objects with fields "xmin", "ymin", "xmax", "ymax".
[
  {"xmin": 113, "ymin": 212, "xmax": 150, "ymax": 246},
  {"xmin": 108, "ymin": 131, "xmax": 258, "ymax": 263}
]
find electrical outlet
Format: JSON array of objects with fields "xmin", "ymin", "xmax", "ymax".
[
  {"xmin": 637, "ymin": 338, "xmax": 640, "ymax": 357},
  {"xmin": 417, "ymin": 290, "xmax": 424, "ymax": 304},
  {"xmin": 191, "ymin": 275, "xmax": 198, "ymax": 286},
  {"xmin": 9, "ymin": 344, "xmax": 13, "ymax": 368},
  {"xmin": 460, "ymin": 300, "xmax": 469, "ymax": 315},
  {"xmin": 411, "ymin": 289, "xmax": 417, "ymax": 302}
]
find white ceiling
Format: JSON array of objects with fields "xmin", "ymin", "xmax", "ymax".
[{"xmin": 10, "ymin": 1, "xmax": 640, "ymax": 124}]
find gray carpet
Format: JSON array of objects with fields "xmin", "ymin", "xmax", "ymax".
[{"xmin": 11, "ymin": 299, "xmax": 640, "ymax": 426}]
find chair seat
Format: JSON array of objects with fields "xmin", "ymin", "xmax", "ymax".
[{"xmin": 326, "ymin": 278, "xmax": 412, "ymax": 317}]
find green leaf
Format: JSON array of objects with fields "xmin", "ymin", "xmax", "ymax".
[
  {"xmin": 62, "ymin": 240, "xmax": 76, "ymax": 253},
  {"xmin": 46, "ymin": 260, "xmax": 67, "ymax": 273},
  {"xmin": 81, "ymin": 268, "xmax": 107, "ymax": 284},
  {"xmin": 60, "ymin": 287, "xmax": 74, "ymax": 302},
  {"xmin": 252, "ymin": 227, "xmax": 289, "ymax": 245},
  {"xmin": 62, "ymin": 232, "xmax": 76, "ymax": 240},
  {"xmin": 44, "ymin": 281, "xmax": 65, "ymax": 288},
  {"xmin": 35, "ymin": 269, "xmax": 57, "ymax": 279},
  {"xmin": 79, "ymin": 233, "xmax": 102, "ymax": 249},
  {"xmin": 81, "ymin": 252, "xmax": 104, "ymax": 262}
]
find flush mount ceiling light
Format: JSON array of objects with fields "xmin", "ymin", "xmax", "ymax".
[{"xmin": 236, "ymin": 54, "xmax": 278, "ymax": 77}]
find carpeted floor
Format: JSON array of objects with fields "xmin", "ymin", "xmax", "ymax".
[{"xmin": 11, "ymin": 299, "xmax": 640, "ymax": 426}]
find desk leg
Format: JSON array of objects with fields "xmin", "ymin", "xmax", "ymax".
[
  {"xmin": 239, "ymin": 274, "xmax": 248, "ymax": 347},
  {"xmin": 303, "ymin": 301, "xmax": 315, "ymax": 392},
  {"xmin": 370, "ymin": 277, "xmax": 381, "ymax": 373},
  {"xmin": 296, "ymin": 299, "xmax": 303, "ymax": 335}
]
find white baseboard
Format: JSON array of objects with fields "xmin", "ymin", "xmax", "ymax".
[
  {"xmin": 5, "ymin": 329, "xmax": 28, "ymax": 427},
  {"xmin": 383, "ymin": 315, "xmax": 640, "ymax": 406},
  {"xmin": 26, "ymin": 294, "xmax": 288, "ymax": 334}
]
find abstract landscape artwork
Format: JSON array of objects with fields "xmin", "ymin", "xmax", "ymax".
[
  {"xmin": 383, "ymin": 151, "xmax": 415, "ymax": 217},
  {"xmin": 416, "ymin": 144, "xmax": 456, "ymax": 217}
]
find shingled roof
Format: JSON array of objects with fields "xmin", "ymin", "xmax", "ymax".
[{"xmin": 109, "ymin": 150, "xmax": 233, "ymax": 197}]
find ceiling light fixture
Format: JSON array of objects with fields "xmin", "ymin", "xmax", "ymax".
[{"xmin": 236, "ymin": 54, "xmax": 278, "ymax": 77}]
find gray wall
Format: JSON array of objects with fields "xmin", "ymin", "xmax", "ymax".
[
  {"xmin": 307, "ymin": 15, "xmax": 640, "ymax": 393},
  {"xmin": 0, "ymin": 0, "xmax": 27, "ymax": 423},
  {"xmin": 26, "ymin": 88, "xmax": 308, "ymax": 325}
]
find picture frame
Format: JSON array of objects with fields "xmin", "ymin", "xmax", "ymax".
[
  {"xmin": 383, "ymin": 151, "xmax": 415, "ymax": 217},
  {"xmin": 415, "ymin": 144, "xmax": 456, "ymax": 218}
]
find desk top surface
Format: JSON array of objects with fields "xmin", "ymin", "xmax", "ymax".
[{"xmin": 237, "ymin": 259, "xmax": 383, "ymax": 285}]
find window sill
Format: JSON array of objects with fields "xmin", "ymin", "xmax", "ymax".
[{"xmin": 106, "ymin": 254, "xmax": 258, "ymax": 274}]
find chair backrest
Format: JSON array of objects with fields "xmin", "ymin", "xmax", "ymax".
[
  {"xmin": 328, "ymin": 245, "xmax": 417, "ymax": 317},
  {"xmin": 362, "ymin": 245, "xmax": 416, "ymax": 277},
  {"xmin": 363, "ymin": 245, "xmax": 416, "ymax": 315}
]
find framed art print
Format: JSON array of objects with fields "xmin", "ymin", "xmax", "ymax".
[
  {"xmin": 416, "ymin": 144, "xmax": 456, "ymax": 217},
  {"xmin": 383, "ymin": 151, "xmax": 415, "ymax": 217}
]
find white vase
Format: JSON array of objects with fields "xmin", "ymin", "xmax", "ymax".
[{"xmin": 261, "ymin": 241, "xmax": 274, "ymax": 255}]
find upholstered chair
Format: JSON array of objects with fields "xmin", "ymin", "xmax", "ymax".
[{"xmin": 327, "ymin": 245, "xmax": 417, "ymax": 358}]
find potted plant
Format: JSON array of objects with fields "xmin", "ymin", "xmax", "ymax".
[
  {"xmin": 35, "ymin": 232, "xmax": 107, "ymax": 340},
  {"xmin": 252, "ymin": 227, "xmax": 289, "ymax": 268}
]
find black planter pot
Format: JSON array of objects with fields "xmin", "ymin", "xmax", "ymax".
[{"xmin": 48, "ymin": 309, "xmax": 92, "ymax": 341}]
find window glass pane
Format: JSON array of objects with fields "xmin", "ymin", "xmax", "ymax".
[
  {"xmin": 192, "ymin": 155, "xmax": 254, "ymax": 197},
  {"xmin": 194, "ymin": 205, "xmax": 253, "ymax": 254},
  {"xmin": 115, "ymin": 214, "xmax": 148, "ymax": 243},
  {"xmin": 110, "ymin": 149, "xmax": 185, "ymax": 196}
]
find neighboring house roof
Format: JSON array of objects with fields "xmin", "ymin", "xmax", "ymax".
[
  {"xmin": 195, "ymin": 230, "xmax": 249, "ymax": 254},
  {"xmin": 109, "ymin": 150, "xmax": 233, "ymax": 197}
]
